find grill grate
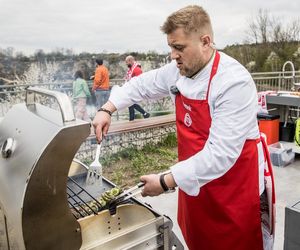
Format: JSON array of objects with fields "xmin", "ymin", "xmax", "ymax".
[{"xmin": 67, "ymin": 177, "xmax": 104, "ymax": 218}]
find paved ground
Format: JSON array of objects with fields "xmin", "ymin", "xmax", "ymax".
[{"xmin": 140, "ymin": 154, "xmax": 300, "ymax": 250}]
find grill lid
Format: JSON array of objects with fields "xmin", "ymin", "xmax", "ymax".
[{"xmin": 0, "ymin": 87, "xmax": 90, "ymax": 249}]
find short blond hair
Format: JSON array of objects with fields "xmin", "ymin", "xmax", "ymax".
[{"xmin": 161, "ymin": 5, "xmax": 213, "ymax": 39}]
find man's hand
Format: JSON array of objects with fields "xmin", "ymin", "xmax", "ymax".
[
  {"xmin": 92, "ymin": 101, "xmax": 116, "ymax": 142},
  {"xmin": 140, "ymin": 174, "xmax": 164, "ymax": 197},
  {"xmin": 140, "ymin": 172, "xmax": 177, "ymax": 197}
]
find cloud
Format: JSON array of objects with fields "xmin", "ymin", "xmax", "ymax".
[{"xmin": 0, "ymin": 0, "xmax": 299, "ymax": 55}]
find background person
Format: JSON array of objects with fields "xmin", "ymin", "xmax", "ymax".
[
  {"xmin": 125, "ymin": 55, "xmax": 150, "ymax": 121},
  {"xmin": 72, "ymin": 70, "xmax": 91, "ymax": 122},
  {"xmin": 92, "ymin": 58, "xmax": 110, "ymax": 109},
  {"xmin": 93, "ymin": 5, "xmax": 275, "ymax": 250}
]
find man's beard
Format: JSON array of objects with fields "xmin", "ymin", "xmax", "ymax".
[
  {"xmin": 180, "ymin": 60, "xmax": 206, "ymax": 78},
  {"xmin": 127, "ymin": 64, "xmax": 132, "ymax": 68}
]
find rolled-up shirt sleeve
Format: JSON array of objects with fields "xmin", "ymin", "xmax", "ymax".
[{"xmin": 171, "ymin": 72, "xmax": 259, "ymax": 196}]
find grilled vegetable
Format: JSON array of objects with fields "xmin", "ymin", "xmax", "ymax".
[
  {"xmin": 89, "ymin": 202, "xmax": 99, "ymax": 212},
  {"xmin": 100, "ymin": 187, "xmax": 123, "ymax": 203},
  {"xmin": 111, "ymin": 187, "xmax": 121, "ymax": 196},
  {"xmin": 98, "ymin": 197, "xmax": 107, "ymax": 207}
]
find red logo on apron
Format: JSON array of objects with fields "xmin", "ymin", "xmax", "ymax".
[{"xmin": 184, "ymin": 113, "xmax": 192, "ymax": 127}]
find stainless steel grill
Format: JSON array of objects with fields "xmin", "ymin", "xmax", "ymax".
[{"xmin": 0, "ymin": 87, "xmax": 183, "ymax": 250}]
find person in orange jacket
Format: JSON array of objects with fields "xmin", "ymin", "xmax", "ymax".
[{"xmin": 92, "ymin": 58, "xmax": 110, "ymax": 109}]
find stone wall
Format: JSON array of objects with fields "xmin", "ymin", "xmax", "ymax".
[{"xmin": 75, "ymin": 123, "xmax": 177, "ymax": 162}]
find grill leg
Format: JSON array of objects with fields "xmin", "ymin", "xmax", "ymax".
[{"xmin": 160, "ymin": 218, "xmax": 184, "ymax": 250}]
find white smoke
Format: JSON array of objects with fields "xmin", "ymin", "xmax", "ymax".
[{"xmin": 19, "ymin": 61, "xmax": 60, "ymax": 85}]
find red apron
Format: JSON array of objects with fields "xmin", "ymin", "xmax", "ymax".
[{"xmin": 176, "ymin": 51, "xmax": 264, "ymax": 250}]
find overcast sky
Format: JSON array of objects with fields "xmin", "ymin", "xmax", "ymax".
[{"xmin": 0, "ymin": 0, "xmax": 299, "ymax": 55}]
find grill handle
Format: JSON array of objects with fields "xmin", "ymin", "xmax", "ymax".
[{"xmin": 26, "ymin": 87, "xmax": 75, "ymax": 122}]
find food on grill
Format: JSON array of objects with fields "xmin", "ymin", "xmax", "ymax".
[
  {"xmin": 72, "ymin": 187, "xmax": 123, "ymax": 217},
  {"xmin": 98, "ymin": 197, "xmax": 107, "ymax": 207},
  {"xmin": 94, "ymin": 187, "xmax": 123, "ymax": 208},
  {"xmin": 89, "ymin": 202, "xmax": 99, "ymax": 211},
  {"xmin": 111, "ymin": 187, "xmax": 122, "ymax": 196},
  {"xmin": 101, "ymin": 191, "xmax": 113, "ymax": 202},
  {"xmin": 77, "ymin": 187, "xmax": 123, "ymax": 215},
  {"xmin": 100, "ymin": 187, "xmax": 123, "ymax": 203}
]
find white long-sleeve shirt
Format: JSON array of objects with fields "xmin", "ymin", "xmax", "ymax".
[{"xmin": 109, "ymin": 52, "xmax": 265, "ymax": 196}]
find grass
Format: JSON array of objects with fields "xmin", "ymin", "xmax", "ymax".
[{"xmin": 99, "ymin": 133, "xmax": 178, "ymax": 187}]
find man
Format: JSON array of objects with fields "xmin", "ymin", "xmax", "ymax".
[
  {"xmin": 93, "ymin": 5, "xmax": 275, "ymax": 250},
  {"xmin": 92, "ymin": 58, "xmax": 110, "ymax": 109},
  {"xmin": 125, "ymin": 55, "xmax": 150, "ymax": 121}
]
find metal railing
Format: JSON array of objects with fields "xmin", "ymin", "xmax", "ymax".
[
  {"xmin": 253, "ymin": 70, "xmax": 300, "ymax": 92},
  {"xmin": 0, "ymin": 79, "xmax": 174, "ymax": 118},
  {"xmin": 1, "ymin": 71, "xmax": 300, "ymax": 117}
]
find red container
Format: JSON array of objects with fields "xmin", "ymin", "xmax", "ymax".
[{"xmin": 258, "ymin": 114, "xmax": 280, "ymax": 145}]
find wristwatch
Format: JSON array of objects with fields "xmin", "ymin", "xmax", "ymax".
[
  {"xmin": 98, "ymin": 107, "xmax": 112, "ymax": 116},
  {"xmin": 159, "ymin": 173, "xmax": 175, "ymax": 193}
]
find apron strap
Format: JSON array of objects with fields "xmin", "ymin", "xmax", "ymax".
[
  {"xmin": 206, "ymin": 51, "xmax": 220, "ymax": 100},
  {"xmin": 260, "ymin": 135, "xmax": 275, "ymax": 203},
  {"xmin": 260, "ymin": 134, "xmax": 276, "ymax": 235}
]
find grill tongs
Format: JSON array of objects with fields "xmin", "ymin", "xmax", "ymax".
[{"xmin": 108, "ymin": 182, "xmax": 145, "ymax": 214}]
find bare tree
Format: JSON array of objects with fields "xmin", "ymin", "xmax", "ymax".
[
  {"xmin": 286, "ymin": 19, "xmax": 300, "ymax": 42},
  {"xmin": 271, "ymin": 19, "xmax": 282, "ymax": 43},
  {"xmin": 257, "ymin": 9, "xmax": 269, "ymax": 43},
  {"xmin": 246, "ymin": 9, "xmax": 270, "ymax": 44},
  {"xmin": 246, "ymin": 9, "xmax": 300, "ymax": 44},
  {"xmin": 245, "ymin": 21, "xmax": 259, "ymax": 44},
  {"xmin": 271, "ymin": 17, "xmax": 300, "ymax": 43}
]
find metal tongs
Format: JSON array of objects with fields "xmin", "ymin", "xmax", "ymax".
[
  {"xmin": 108, "ymin": 170, "xmax": 175, "ymax": 214},
  {"xmin": 108, "ymin": 182, "xmax": 145, "ymax": 214},
  {"xmin": 112, "ymin": 182, "xmax": 145, "ymax": 204}
]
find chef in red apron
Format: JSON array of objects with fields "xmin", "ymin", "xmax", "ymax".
[
  {"xmin": 171, "ymin": 51, "xmax": 275, "ymax": 249},
  {"xmin": 93, "ymin": 5, "xmax": 275, "ymax": 250}
]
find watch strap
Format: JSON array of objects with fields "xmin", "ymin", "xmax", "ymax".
[
  {"xmin": 98, "ymin": 107, "xmax": 112, "ymax": 116},
  {"xmin": 159, "ymin": 173, "xmax": 169, "ymax": 192}
]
